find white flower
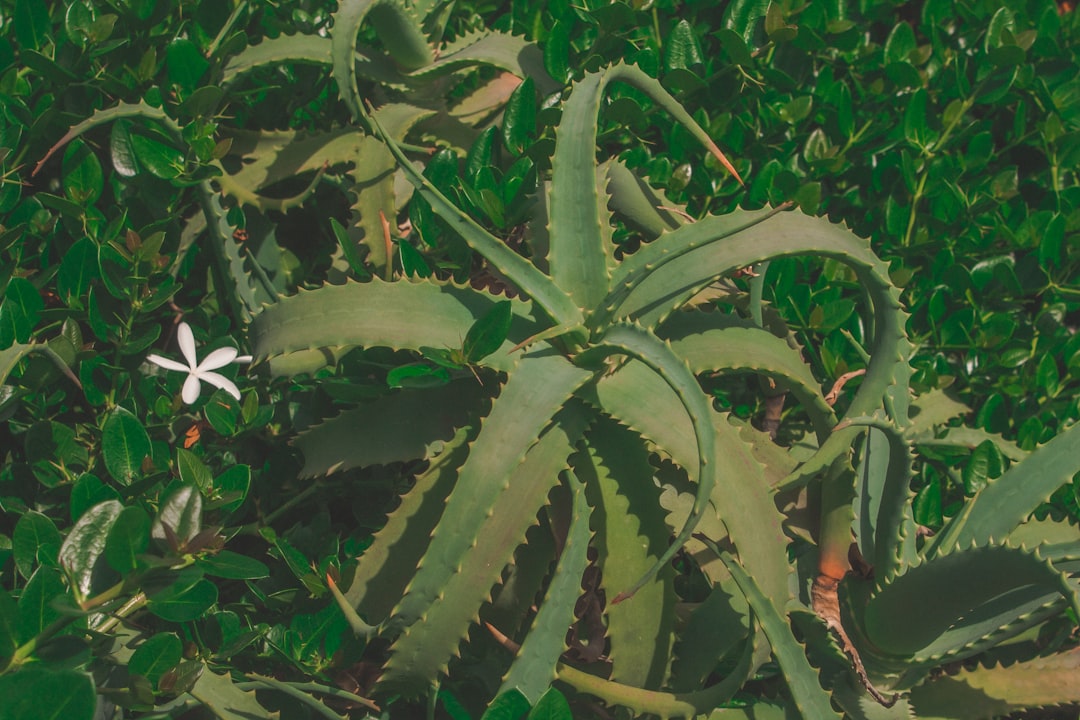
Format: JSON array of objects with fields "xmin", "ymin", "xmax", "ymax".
[{"xmin": 147, "ymin": 322, "xmax": 252, "ymax": 404}]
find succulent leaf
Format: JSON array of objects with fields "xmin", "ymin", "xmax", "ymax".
[
  {"xmin": 927, "ymin": 422, "xmax": 1080, "ymax": 558},
  {"xmin": 579, "ymin": 417, "xmax": 675, "ymax": 689},
  {"xmin": 496, "ymin": 471, "xmax": 591, "ymax": 705}
]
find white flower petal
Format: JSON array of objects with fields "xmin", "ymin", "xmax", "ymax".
[
  {"xmin": 234, "ymin": 355, "xmax": 253, "ymax": 364},
  {"xmin": 146, "ymin": 354, "xmax": 190, "ymax": 372},
  {"xmin": 182, "ymin": 374, "xmax": 203, "ymax": 404},
  {"xmin": 177, "ymin": 323, "xmax": 198, "ymax": 369},
  {"xmin": 199, "ymin": 371, "xmax": 241, "ymax": 400},
  {"xmin": 199, "ymin": 346, "xmax": 239, "ymax": 371}
]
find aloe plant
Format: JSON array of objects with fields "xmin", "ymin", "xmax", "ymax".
[{"xmin": 248, "ymin": 54, "xmax": 900, "ymax": 708}]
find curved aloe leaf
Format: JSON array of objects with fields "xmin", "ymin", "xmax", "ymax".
[
  {"xmin": 555, "ymin": 629, "xmax": 757, "ymax": 720},
  {"xmin": 909, "ymin": 649, "xmax": 1080, "ymax": 719},
  {"xmin": 576, "ymin": 322, "xmax": 714, "ymax": 603},
  {"xmin": 332, "ymin": 0, "xmax": 433, "ymax": 121},
  {"xmin": 344, "ymin": 427, "xmax": 472, "ymax": 624},
  {"xmin": 222, "ymin": 35, "xmax": 333, "ymax": 81},
  {"xmin": 407, "ymin": 30, "xmax": 555, "ymax": 92},
  {"xmin": 604, "ymin": 159, "xmax": 686, "ymax": 240},
  {"xmin": 551, "ymin": 63, "xmax": 740, "ymax": 314},
  {"xmin": 368, "ymin": 109, "xmax": 584, "ymax": 330},
  {"xmin": 380, "ymin": 360, "xmax": 593, "ymax": 691},
  {"xmin": 584, "ymin": 361, "xmax": 790, "ymax": 619},
  {"xmin": 926, "ymin": 422, "xmax": 1080, "ymax": 559},
  {"xmin": 659, "ymin": 310, "xmax": 836, "ymax": 440},
  {"xmin": 720, "ymin": 552, "xmax": 844, "ymax": 719},
  {"xmin": 861, "ymin": 544, "xmax": 1079, "ymax": 658},
  {"xmin": 579, "ymin": 417, "xmax": 675, "ymax": 689},
  {"xmin": 496, "ymin": 471, "xmax": 591, "ymax": 705},
  {"xmin": 33, "ymin": 102, "xmax": 169, "ymax": 177}
]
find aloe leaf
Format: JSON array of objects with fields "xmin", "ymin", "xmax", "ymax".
[
  {"xmin": 603, "ymin": 63, "xmax": 742, "ymax": 185},
  {"xmin": 331, "ymin": 0, "xmax": 432, "ymax": 121},
  {"xmin": 249, "ymin": 277, "xmax": 541, "ymax": 373},
  {"xmin": 339, "ymin": 104, "xmax": 435, "ymax": 277},
  {"xmin": 497, "ymin": 471, "xmax": 591, "ymax": 705},
  {"xmin": 669, "ymin": 577, "xmax": 751, "ymax": 693},
  {"xmin": 583, "ymin": 359, "xmax": 790, "ymax": 620},
  {"xmin": 604, "ymin": 159, "xmax": 686, "ymax": 239},
  {"xmin": 295, "ymin": 381, "xmax": 488, "ymax": 478},
  {"xmin": 720, "ymin": 553, "xmax": 844, "ymax": 720},
  {"xmin": 33, "ymin": 102, "xmax": 169, "ymax": 177},
  {"xmin": 223, "ymin": 32, "xmax": 401, "ymax": 85},
  {"xmin": 368, "ymin": 109, "xmax": 584, "ymax": 330},
  {"xmin": 0, "ymin": 342, "xmax": 81, "ymax": 391},
  {"xmin": 845, "ymin": 419, "xmax": 917, "ymax": 582},
  {"xmin": 344, "ymin": 427, "xmax": 471, "ymax": 624},
  {"xmin": 579, "ymin": 418, "xmax": 675, "ymax": 689},
  {"xmin": 915, "ymin": 426, "xmax": 1027, "ymax": 462},
  {"xmin": 576, "ymin": 322, "xmax": 714, "ymax": 602},
  {"xmin": 215, "ymin": 127, "xmax": 364, "ymax": 203},
  {"xmin": 190, "ymin": 666, "xmax": 277, "ymax": 719},
  {"xmin": 861, "ymin": 544, "xmax": 1079, "ymax": 659},
  {"xmin": 926, "ymin": 422, "xmax": 1080, "ymax": 558},
  {"xmin": 222, "ymin": 34, "xmax": 333, "ymax": 80},
  {"xmin": 904, "ymin": 390, "xmax": 970, "ymax": 437},
  {"xmin": 484, "ymin": 514, "xmax": 558, "ymax": 641},
  {"xmin": 197, "ymin": 184, "xmax": 267, "ymax": 322},
  {"xmin": 408, "ymin": 30, "xmax": 555, "ymax": 93},
  {"xmin": 381, "ymin": 360, "xmax": 593, "ymax": 691},
  {"xmin": 909, "ymin": 649, "xmax": 1080, "ymax": 719},
  {"xmin": 547, "ymin": 70, "xmax": 612, "ymax": 311},
  {"xmin": 659, "ymin": 310, "xmax": 836, "ymax": 440},
  {"xmin": 556, "ymin": 629, "xmax": 757, "ymax": 719}
]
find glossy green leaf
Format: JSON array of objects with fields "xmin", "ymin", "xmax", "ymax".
[
  {"xmin": 962, "ymin": 440, "xmax": 1003, "ymax": 496},
  {"xmin": 913, "ymin": 474, "xmax": 943, "ymax": 527},
  {"xmin": 104, "ymin": 505, "xmax": 150, "ymax": 574},
  {"xmin": 213, "ymin": 465, "xmax": 250, "ymax": 514},
  {"xmin": 543, "ymin": 20, "xmax": 571, "ymax": 84},
  {"xmin": 58, "ymin": 499, "xmax": 123, "ymax": 601},
  {"xmin": 57, "ymin": 237, "xmax": 98, "ymax": 306},
  {"xmin": 503, "ymin": 77, "xmax": 536, "ymax": 156},
  {"xmin": 110, "ymin": 119, "xmax": 139, "ymax": 177},
  {"xmin": 166, "ymin": 38, "xmax": 209, "ymax": 89},
  {"xmin": 480, "ymin": 690, "xmax": 531, "ymax": 720},
  {"xmin": 722, "ymin": 0, "xmax": 769, "ymax": 46},
  {"xmin": 527, "ymin": 688, "xmax": 573, "ymax": 720},
  {"xmin": 17, "ymin": 566, "xmax": 65, "ymax": 642},
  {"xmin": 101, "ymin": 407, "xmax": 150, "ymax": 486},
  {"xmin": 884, "ymin": 21, "xmax": 916, "ymax": 64},
  {"xmin": 13, "ymin": 512, "xmax": 62, "ymax": 579},
  {"xmin": 665, "ymin": 19, "xmax": 703, "ymax": 72},
  {"xmin": 128, "ymin": 124, "xmax": 184, "ymax": 180},
  {"xmin": 62, "ymin": 140, "xmax": 103, "ymax": 205},
  {"xmin": 462, "ymin": 300, "xmax": 512, "ymax": 363},
  {"xmin": 0, "ymin": 277, "xmax": 44, "ymax": 347},
  {"xmin": 148, "ymin": 578, "xmax": 217, "ymax": 622},
  {"xmin": 129, "ymin": 632, "xmax": 182, "ymax": 685},
  {"xmin": 398, "ymin": 239, "xmax": 432, "ymax": 278},
  {"xmin": 177, "ymin": 448, "xmax": 213, "ymax": 493},
  {"xmin": 153, "ymin": 485, "xmax": 203, "ymax": 548},
  {"xmin": 198, "ymin": 550, "xmax": 269, "ymax": 580},
  {"xmin": 14, "ymin": 0, "xmax": 50, "ymax": 50},
  {"xmin": 0, "ymin": 667, "xmax": 95, "ymax": 720}
]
